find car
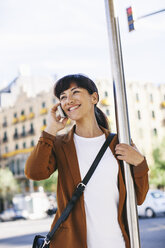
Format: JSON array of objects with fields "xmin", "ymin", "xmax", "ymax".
[{"xmin": 137, "ymin": 189, "xmax": 165, "ymax": 218}]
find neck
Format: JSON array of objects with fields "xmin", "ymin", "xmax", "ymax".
[{"xmin": 75, "ymin": 119, "xmax": 103, "ymax": 138}]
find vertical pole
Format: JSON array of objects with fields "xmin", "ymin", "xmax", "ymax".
[{"xmin": 104, "ymin": 1, "xmax": 141, "ymax": 247}]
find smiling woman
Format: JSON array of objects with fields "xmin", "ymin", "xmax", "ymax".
[
  {"xmin": 25, "ymin": 74, "xmax": 149, "ymax": 248},
  {"xmin": 53, "ymin": 74, "xmax": 109, "ymax": 135}
]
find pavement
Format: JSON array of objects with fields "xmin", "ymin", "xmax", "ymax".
[{"xmin": 0, "ymin": 216, "xmax": 165, "ymax": 247}]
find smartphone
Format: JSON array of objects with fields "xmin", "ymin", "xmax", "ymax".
[{"xmin": 57, "ymin": 105, "xmax": 67, "ymax": 118}]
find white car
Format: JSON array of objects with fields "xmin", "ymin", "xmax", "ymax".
[{"xmin": 137, "ymin": 189, "xmax": 165, "ymax": 218}]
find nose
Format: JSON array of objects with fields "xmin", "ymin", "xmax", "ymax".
[{"xmin": 66, "ymin": 93, "xmax": 74, "ymax": 105}]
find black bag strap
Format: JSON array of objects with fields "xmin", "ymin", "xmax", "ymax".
[{"xmin": 45, "ymin": 132, "xmax": 116, "ymax": 244}]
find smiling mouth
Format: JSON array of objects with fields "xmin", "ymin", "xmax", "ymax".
[{"xmin": 68, "ymin": 105, "xmax": 81, "ymax": 112}]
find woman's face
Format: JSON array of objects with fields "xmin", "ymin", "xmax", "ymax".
[{"xmin": 59, "ymin": 82, "xmax": 98, "ymax": 122}]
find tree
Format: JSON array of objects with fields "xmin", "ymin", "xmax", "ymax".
[
  {"xmin": 0, "ymin": 168, "xmax": 19, "ymax": 210},
  {"xmin": 37, "ymin": 171, "xmax": 58, "ymax": 192},
  {"xmin": 150, "ymin": 138, "xmax": 165, "ymax": 189}
]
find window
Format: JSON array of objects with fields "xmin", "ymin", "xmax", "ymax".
[
  {"xmin": 21, "ymin": 110, "xmax": 25, "ymax": 115},
  {"xmin": 164, "ymin": 94, "xmax": 165, "ymax": 101},
  {"xmin": 29, "ymin": 106, "xmax": 33, "ymax": 112},
  {"xmin": 153, "ymin": 128, "xmax": 157, "ymax": 136},
  {"xmin": 15, "ymin": 144, "xmax": 19, "ymax": 150},
  {"xmin": 152, "ymin": 111, "xmax": 155, "ymax": 119},
  {"xmin": 43, "ymin": 119, "xmax": 47, "ymax": 125},
  {"xmin": 21, "ymin": 126, "xmax": 26, "ymax": 136},
  {"xmin": 3, "ymin": 131, "xmax": 7, "ymax": 138},
  {"xmin": 106, "ymin": 109, "xmax": 110, "ymax": 116},
  {"xmin": 2, "ymin": 116, "xmax": 7, "ymax": 127},
  {"xmin": 10, "ymin": 160, "xmax": 15, "ymax": 175},
  {"xmin": 42, "ymin": 102, "xmax": 46, "ymax": 108},
  {"xmin": 16, "ymin": 159, "xmax": 20, "ymax": 175},
  {"xmin": 5, "ymin": 146, "xmax": 8, "ymax": 153},
  {"xmin": 3, "ymin": 131, "xmax": 8, "ymax": 142},
  {"xmin": 104, "ymin": 91, "xmax": 108, "ymax": 97},
  {"xmin": 14, "ymin": 128, "xmax": 18, "ymax": 139},
  {"xmin": 31, "ymin": 140, "xmax": 35, "ymax": 147},
  {"xmin": 136, "ymin": 93, "xmax": 139, "ymax": 102},
  {"xmin": 137, "ymin": 110, "xmax": 141, "ymax": 120},
  {"xmin": 23, "ymin": 142, "xmax": 26, "ymax": 148},
  {"xmin": 29, "ymin": 123, "xmax": 34, "ymax": 134},
  {"xmin": 14, "ymin": 113, "xmax": 17, "ymax": 118}
]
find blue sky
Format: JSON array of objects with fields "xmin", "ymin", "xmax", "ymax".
[{"xmin": 0, "ymin": 0, "xmax": 164, "ymax": 94}]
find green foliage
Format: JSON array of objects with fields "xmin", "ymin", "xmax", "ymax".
[
  {"xmin": 37, "ymin": 171, "xmax": 58, "ymax": 192},
  {"xmin": 0, "ymin": 168, "xmax": 19, "ymax": 198},
  {"xmin": 150, "ymin": 138, "xmax": 165, "ymax": 188}
]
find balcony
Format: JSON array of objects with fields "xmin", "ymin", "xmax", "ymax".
[
  {"xmin": 2, "ymin": 147, "xmax": 34, "ymax": 159},
  {"xmin": 100, "ymin": 98, "xmax": 110, "ymax": 106},
  {"xmin": 160, "ymin": 101, "xmax": 165, "ymax": 109},
  {"xmin": 41, "ymin": 125, "xmax": 46, "ymax": 131},
  {"xmin": 12, "ymin": 117, "xmax": 19, "ymax": 124},
  {"xmin": 40, "ymin": 108, "xmax": 48, "ymax": 115},
  {"xmin": 19, "ymin": 115, "xmax": 27, "ymax": 122},
  {"xmin": 28, "ymin": 112, "xmax": 35, "ymax": 119}
]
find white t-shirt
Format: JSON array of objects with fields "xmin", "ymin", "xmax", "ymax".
[{"xmin": 74, "ymin": 133, "xmax": 125, "ymax": 248}]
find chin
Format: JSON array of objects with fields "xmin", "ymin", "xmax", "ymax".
[{"xmin": 68, "ymin": 115, "xmax": 82, "ymax": 122}]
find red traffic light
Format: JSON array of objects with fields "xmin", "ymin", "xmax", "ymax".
[
  {"xmin": 127, "ymin": 7, "xmax": 133, "ymax": 16},
  {"xmin": 126, "ymin": 6, "xmax": 135, "ymax": 32}
]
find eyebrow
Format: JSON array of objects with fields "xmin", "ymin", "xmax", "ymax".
[{"xmin": 60, "ymin": 87, "xmax": 79, "ymax": 96}]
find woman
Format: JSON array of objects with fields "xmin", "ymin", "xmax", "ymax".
[{"xmin": 25, "ymin": 74, "xmax": 149, "ymax": 248}]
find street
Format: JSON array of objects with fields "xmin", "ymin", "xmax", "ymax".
[{"xmin": 0, "ymin": 216, "xmax": 165, "ymax": 248}]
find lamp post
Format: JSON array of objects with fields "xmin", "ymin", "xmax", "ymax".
[{"xmin": 104, "ymin": 1, "xmax": 140, "ymax": 247}]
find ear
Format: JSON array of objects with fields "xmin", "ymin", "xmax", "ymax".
[{"xmin": 91, "ymin": 92, "xmax": 98, "ymax": 104}]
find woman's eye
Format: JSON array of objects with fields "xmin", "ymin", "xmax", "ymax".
[
  {"xmin": 60, "ymin": 96, "xmax": 66, "ymax": 100},
  {"xmin": 73, "ymin": 90, "xmax": 80, "ymax": 94}
]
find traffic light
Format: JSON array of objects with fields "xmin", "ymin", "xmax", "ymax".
[{"xmin": 126, "ymin": 7, "xmax": 134, "ymax": 32}]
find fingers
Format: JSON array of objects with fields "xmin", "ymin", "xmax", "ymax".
[
  {"xmin": 51, "ymin": 103, "xmax": 60, "ymax": 113},
  {"xmin": 56, "ymin": 115, "xmax": 61, "ymax": 121},
  {"xmin": 116, "ymin": 155, "xmax": 127, "ymax": 161},
  {"xmin": 62, "ymin": 117, "xmax": 68, "ymax": 126},
  {"xmin": 115, "ymin": 143, "xmax": 132, "ymax": 160}
]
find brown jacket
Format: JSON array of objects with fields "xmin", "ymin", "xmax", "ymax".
[{"xmin": 25, "ymin": 126, "xmax": 149, "ymax": 248}]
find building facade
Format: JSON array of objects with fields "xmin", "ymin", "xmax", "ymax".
[{"xmin": 0, "ymin": 77, "xmax": 165, "ymax": 192}]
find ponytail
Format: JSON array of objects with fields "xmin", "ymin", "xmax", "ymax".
[{"xmin": 94, "ymin": 106, "xmax": 110, "ymax": 130}]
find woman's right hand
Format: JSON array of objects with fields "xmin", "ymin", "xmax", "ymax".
[{"xmin": 44, "ymin": 103, "xmax": 68, "ymax": 136}]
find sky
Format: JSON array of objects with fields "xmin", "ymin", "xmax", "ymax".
[{"xmin": 0, "ymin": 0, "xmax": 164, "ymax": 95}]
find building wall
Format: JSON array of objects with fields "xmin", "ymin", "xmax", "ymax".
[{"xmin": 0, "ymin": 77, "xmax": 165, "ymax": 183}]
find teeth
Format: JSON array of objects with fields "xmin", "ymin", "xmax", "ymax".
[{"xmin": 69, "ymin": 105, "xmax": 79, "ymax": 111}]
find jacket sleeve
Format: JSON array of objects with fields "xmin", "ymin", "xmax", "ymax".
[
  {"xmin": 24, "ymin": 131, "xmax": 57, "ymax": 181},
  {"xmin": 133, "ymin": 157, "xmax": 149, "ymax": 205}
]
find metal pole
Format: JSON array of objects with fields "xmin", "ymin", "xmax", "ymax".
[
  {"xmin": 137, "ymin": 8, "xmax": 165, "ymax": 20},
  {"xmin": 104, "ymin": 1, "xmax": 140, "ymax": 247}
]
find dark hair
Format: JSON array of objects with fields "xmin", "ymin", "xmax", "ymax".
[{"xmin": 54, "ymin": 74, "xmax": 109, "ymax": 129}]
